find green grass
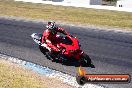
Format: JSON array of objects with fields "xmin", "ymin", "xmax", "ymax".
[
  {"xmin": 0, "ymin": 59, "xmax": 71, "ymax": 88},
  {"xmin": 0, "ymin": 60, "xmax": 47, "ymax": 88},
  {"xmin": 0, "ymin": 0, "xmax": 132, "ymax": 30}
]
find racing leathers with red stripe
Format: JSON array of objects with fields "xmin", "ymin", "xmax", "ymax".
[{"xmin": 41, "ymin": 27, "xmax": 69, "ymax": 52}]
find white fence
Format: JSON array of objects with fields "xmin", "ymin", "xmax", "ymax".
[
  {"xmin": 15, "ymin": 0, "xmax": 132, "ymax": 12},
  {"xmin": 117, "ymin": 0, "xmax": 132, "ymax": 8}
]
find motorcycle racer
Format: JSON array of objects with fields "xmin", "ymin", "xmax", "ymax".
[
  {"xmin": 41, "ymin": 21, "xmax": 69, "ymax": 54},
  {"xmin": 31, "ymin": 22, "xmax": 94, "ymax": 67}
]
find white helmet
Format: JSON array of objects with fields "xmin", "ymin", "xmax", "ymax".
[{"xmin": 46, "ymin": 21, "xmax": 56, "ymax": 30}]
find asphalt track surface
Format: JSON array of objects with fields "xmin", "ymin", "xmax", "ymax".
[{"xmin": 0, "ymin": 17, "xmax": 132, "ymax": 88}]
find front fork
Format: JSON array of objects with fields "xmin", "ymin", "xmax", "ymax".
[{"xmin": 74, "ymin": 51, "xmax": 84, "ymax": 60}]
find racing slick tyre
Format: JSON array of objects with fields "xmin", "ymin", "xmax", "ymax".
[{"xmin": 81, "ymin": 54, "xmax": 95, "ymax": 68}]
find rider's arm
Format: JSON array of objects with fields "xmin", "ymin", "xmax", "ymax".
[
  {"xmin": 41, "ymin": 30, "xmax": 45, "ymax": 44},
  {"xmin": 57, "ymin": 27, "xmax": 69, "ymax": 35},
  {"xmin": 44, "ymin": 30, "xmax": 60, "ymax": 52}
]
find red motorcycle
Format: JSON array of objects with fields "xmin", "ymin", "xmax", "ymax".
[{"xmin": 31, "ymin": 33, "xmax": 94, "ymax": 67}]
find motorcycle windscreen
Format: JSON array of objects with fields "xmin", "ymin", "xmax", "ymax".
[{"xmin": 62, "ymin": 36, "xmax": 73, "ymax": 45}]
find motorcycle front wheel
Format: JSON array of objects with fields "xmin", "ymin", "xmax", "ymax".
[{"xmin": 80, "ymin": 54, "xmax": 95, "ymax": 68}]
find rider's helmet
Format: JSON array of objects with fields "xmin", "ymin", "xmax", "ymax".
[
  {"xmin": 46, "ymin": 21, "xmax": 57, "ymax": 34},
  {"xmin": 46, "ymin": 21, "xmax": 56, "ymax": 30}
]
